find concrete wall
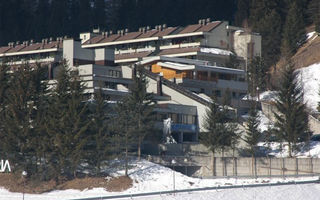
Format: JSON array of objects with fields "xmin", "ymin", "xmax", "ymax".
[{"xmin": 148, "ymin": 155, "xmax": 320, "ymax": 177}]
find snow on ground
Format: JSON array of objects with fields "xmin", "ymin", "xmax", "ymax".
[
  {"xmin": 306, "ymin": 31, "xmax": 318, "ymax": 42},
  {"xmin": 296, "ymin": 62, "xmax": 320, "ymax": 111},
  {"xmin": 258, "ymin": 141, "xmax": 320, "ymax": 158},
  {"xmin": 127, "ymin": 184, "xmax": 320, "ymax": 200},
  {"xmin": 200, "ymin": 47, "xmax": 233, "ymax": 56},
  {"xmin": 241, "ymin": 111, "xmax": 273, "ymax": 133},
  {"xmin": 242, "ymin": 62, "xmax": 320, "ymax": 112},
  {"xmin": 242, "ymin": 90, "xmax": 278, "ymax": 102},
  {"xmin": 0, "ymin": 159, "xmax": 319, "ymax": 200}
]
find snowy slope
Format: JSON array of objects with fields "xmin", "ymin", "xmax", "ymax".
[
  {"xmin": 0, "ymin": 159, "xmax": 319, "ymax": 200},
  {"xmin": 296, "ymin": 62, "xmax": 320, "ymax": 111},
  {"xmin": 259, "ymin": 141, "xmax": 320, "ymax": 158}
]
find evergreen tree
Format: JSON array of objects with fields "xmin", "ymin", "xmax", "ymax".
[
  {"xmin": 32, "ymin": 0, "xmax": 50, "ymax": 40},
  {"xmin": 46, "ymin": 61, "xmax": 90, "ymax": 180},
  {"xmin": 87, "ymin": 88, "xmax": 113, "ymax": 175},
  {"xmin": 235, "ymin": 0, "xmax": 251, "ymax": 27},
  {"xmin": 247, "ymin": 56, "xmax": 266, "ymax": 96},
  {"xmin": 48, "ymin": 0, "xmax": 70, "ymax": 37},
  {"xmin": 129, "ymin": 65, "xmax": 156, "ymax": 160},
  {"xmin": 0, "ymin": 64, "xmax": 47, "ymax": 175},
  {"xmin": 200, "ymin": 96, "xmax": 237, "ymax": 176},
  {"xmin": 225, "ymin": 54, "xmax": 240, "ymax": 69},
  {"xmin": 308, "ymin": 0, "xmax": 320, "ymax": 33},
  {"xmin": 243, "ymin": 102, "xmax": 262, "ymax": 175},
  {"xmin": 113, "ymin": 97, "xmax": 136, "ymax": 176},
  {"xmin": 93, "ymin": 0, "xmax": 107, "ymax": 29},
  {"xmin": 249, "ymin": 0, "xmax": 283, "ymax": 69},
  {"xmin": 281, "ymin": 1, "xmax": 306, "ymax": 58},
  {"xmin": 274, "ymin": 62, "xmax": 310, "ymax": 157}
]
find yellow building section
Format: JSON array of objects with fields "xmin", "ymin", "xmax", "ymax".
[{"xmin": 151, "ymin": 64, "xmax": 188, "ymax": 79}]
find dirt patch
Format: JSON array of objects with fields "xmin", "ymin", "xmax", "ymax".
[
  {"xmin": 0, "ymin": 174, "xmax": 133, "ymax": 194},
  {"xmin": 0, "ymin": 173, "xmax": 56, "ymax": 193},
  {"xmin": 58, "ymin": 177, "xmax": 108, "ymax": 191},
  {"xmin": 106, "ymin": 176, "xmax": 133, "ymax": 192}
]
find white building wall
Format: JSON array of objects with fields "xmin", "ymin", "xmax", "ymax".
[
  {"xmin": 63, "ymin": 39, "xmax": 94, "ymax": 67},
  {"xmin": 95, "ymin": 48, "xmax": 115, "ymax": 61},
  {"xmin": 122, "ymin": 65, "xmax": 208, "ymax": 131},
  {"xmin": 201, "ymin": 21, "xmax": 229, "ymax": 49},
  {"xmin": 233, "ymin": 31, "xmax": 262, "ymax": 61}
]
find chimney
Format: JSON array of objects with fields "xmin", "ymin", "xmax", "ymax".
[
  {"xmin": 109, "ymin": 30, "xmax": 113, "ymax": 35},
  {"xmin": 125, "ymin": 28, "xmax": 129, "ymax": 34},
  {"xmin": 16, "ymin": 41, "xmax": 20, "ymax": 45},
  {"xmin": 198, "ymin": 19, "xmax": 202, "ymax": 25},
  {"xmin": 162, "ymin": 24, "xmax": 167, "ymax": 29},
  {"xmin": 146, "ymin": 26, "xmax": 150, "ymax": 31},
  {"xmin": 157, "ymin": 75, "xmax": 163, "ymax": 96},
  {"xmin": 206, "ymin": 18, "xmax": 211, "ymax": 24},
  {"xmin": 49, "ymin": 37, "xmax": 53, "ymax": 42}
]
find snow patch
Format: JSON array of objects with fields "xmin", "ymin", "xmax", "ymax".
[
  {"xmin": 296, "ymin": 62, "xmax": 320, "ymax": 111},
  {"xmin": 200, "ymin": 47, "xmax": 234, "ymax": 56}
]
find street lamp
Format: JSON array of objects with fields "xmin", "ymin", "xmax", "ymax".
[
  {"xmin": 171, "ymin": 159, "xmax": 176, "ymax": 195},
  {"xmin": 22, "ymin": 171, "xmax": 27, "ymax": 200}
]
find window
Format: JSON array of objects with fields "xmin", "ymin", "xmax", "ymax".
[
  {"xmin": 214, "ymin": 90, "xmax": 221, "ymax": 97},
  {"xmin": 232, "ymin": 92, "xmax": 237, "ymax": 98}
]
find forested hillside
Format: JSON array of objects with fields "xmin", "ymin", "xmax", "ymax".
[{"xmin": 0, "ymin": 0, "xmax": 319, "ymax": 70}]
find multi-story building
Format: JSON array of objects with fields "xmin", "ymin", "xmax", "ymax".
[
  {"xmin": 81, "ymin": 19, "xmax": 261, "ymax": 70},
  {"xmin": 0, "ymin": 19, "xmax": 258, "ymax": 143}
]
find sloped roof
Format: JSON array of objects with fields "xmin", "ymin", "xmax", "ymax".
[{"xmin": 115, "ymin": 51, "xmax": 152, "ymax": 60}]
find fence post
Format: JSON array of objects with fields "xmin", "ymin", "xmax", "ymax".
[
  {"xmin": 282, "ymin": 158, "xmax": 285, "ymax": 179},
  {"xmin": 295, "ymin": 158, "xmax": 298, "ymax": 177},
  {"xmin": 310, "ymin": 157, "xmax": 313, "ymax": 174},
  {"xmin": 269, "ymin": 157, "xmax": 271, "ymax": 178},
  {"xmin": 233, "ymin": 157, "xmax": 237, "ymax": 176}
]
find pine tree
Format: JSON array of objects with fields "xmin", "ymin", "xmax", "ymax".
[
  {"xmin": 129, "ymin": 65, "xmax": 156, "ymax": 160},
  {"xmin": 247, "ymin": 56, "xmax": 266, "ymax": 96},
  {"xmin": 308, "ymin": 0, "xmax": 320, "ymax": 33},
  {"xmin": 243, "ymin": 102, "xmax": 262, "ymax": 176},
  {"xmin": 225, "ymin": 54, "xmax": 240, "ymax": 69},
  {"xmin": 46, "ymin": 61, "xmax": 90, "ymax": 179},
  {"xmin": 0, "ymin": 64, "xmax": 47, "ymax": 175},
  {"xmin": 281, "ymin": 1, "xmax": 305, "ymax": 58},
  {"xmin": 87, "ymin": 88, "xmax": 113, "ymax": 175},
  {"xmin": 200, "ymin": 96, "xmax": 237, "ymax": 176},
  {"xmin": 113, "ymin": 97, "xmax": 136, "ymax": 176},
  {"xmin": 234, "ymin": 0, "xmax": 251, "ymax": 27},
  {"xmin": 274, "ymin": 62, "xmax": 310, "ymax": 157},
  {"xmin": 93, "ymin": 0, "xmax": 107, "ymax": 29},
  {"xmin": 249, "ymin": 0, "xmax": 283, "ymax": 69}
]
